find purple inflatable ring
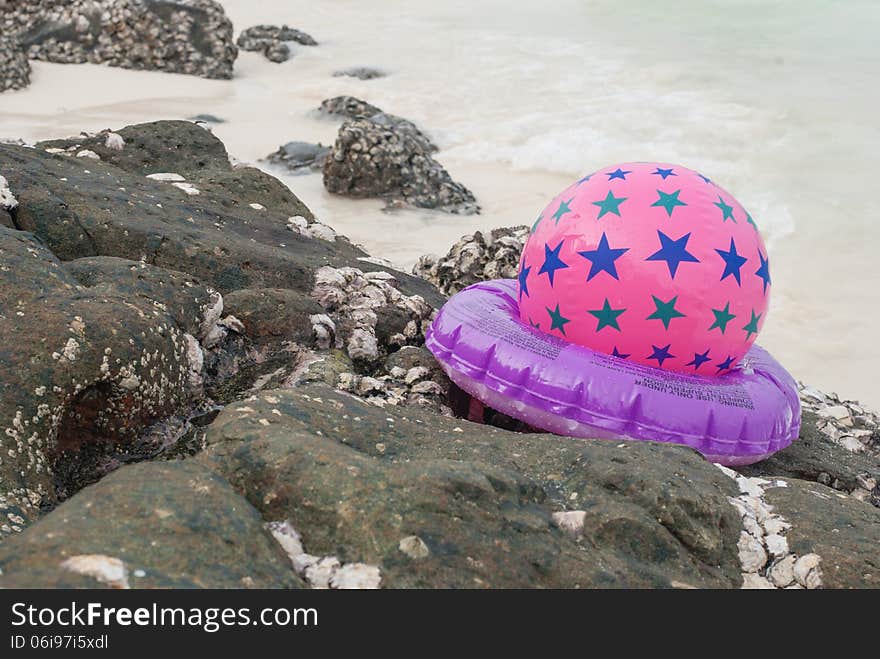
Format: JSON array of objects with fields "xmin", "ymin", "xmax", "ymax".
[{"xmin": 425, "ymin": 279, "xmax": 800, "ymax": 466}]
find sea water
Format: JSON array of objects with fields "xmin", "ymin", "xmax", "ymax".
[{"xmin": 1, "ymin": 0, "xmax": 877, "ymax": 407}]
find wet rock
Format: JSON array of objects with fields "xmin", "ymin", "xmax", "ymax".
[
  {"xmin": 0, "ymin": 461, "xmax": 302, "ymax": 588},
  {"xmin": 323, "ymin": 118, "xmax": 477, "ymax": 214},
  {"xmin": 5, "ymin": 0, "xmax": 238, "ymax": 80},
  {"xmin": 319, "ymin": 96, "xmax": 437, "ymax": 153},
  {"xmin": 261, "ymin": 41, "xmax": 289, "ymax": 63},
  {"xmin": 414, "ymin": 226, "xmax": 530, "ymax": 295},
  {"xmin": 236, "ymin": 25, "xmax": 318, "ymax": 51},
  {"xmin": 319, "ymin": 95, "xmax": 383, "ymax": 120},
  {"xmin": 3, "ymin": 120, "xmax": 440, "ymax": 305},
  {"xmin": 764, "ymin": 479, "xmax": 878, "ymax": 588},
  {"xmin": 0, "ymin": 35, "xmax": 30, "ymax": 92},
  {"xmin": 333, "ymin": 67, "xmax": 386, "ymax": 80},
  {"xmin": 311, "ymin": 265, "xmax": 436, "ymax": 368},
  {"xmin": 0, "ymin": 230, "xmax": 223, "ymax": 537},
  {"xmin": 742, "ymin": 410, "xmax": 879, "ymax": 508},
  {"xmin": 188, "ymin": 114, "xmax": 226, "ymax": 124},
  {"xmin": 266, "ymin": 141, "xmax": 331, "ymax": 173},
  {"xmin": 199, "ymin": 384, "xmax": 743, "ymax": 588}
]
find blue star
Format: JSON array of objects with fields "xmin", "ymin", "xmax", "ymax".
[
  {"xmin": 612, "ymin": 346, "xmax": 630, "ymax": 359},
  {"xmin": 518, "ymin": 262, "xmax": 531, "ymax": 300},
  {"xmin": 646, "ymin": 230, "xmax": 700, "ymax": 279},
  {"xmin": 577, "ymin": 232, "xmax": 629, "ymax": 281},
  {"xmin": 529, "ymin": 317, "xmax": 540, "ymax": 329},
  {"xmin": 606, "ymin": 168, "xmax": 631, "ymax": 181},
  {"xmin": 755, "ymin": 250, "xmax": 771, "ymax": 294},
  {"xmin": 716, "ymin": 355, "xmax": 737, "ymax": 373},
  {"xmin": 576, "ymin": 173, "xmax": 593, "ymax": 185},
  {"xmin": 646, "ymin": 344, "xmax": 675, "ymax": 368},
  {"xmin": 686, "ymin": 349, "xmax": 711, "ymax": 371},
  {"xmin": 715, "ymin": 237, "xmax": 748, "ymax": 285},
  {"xmin": 698, "ymin": 173, "xmax": 712, "ymax": 183},
  {"xmin": 538, "ymin": 240, "xmax": 569, "ymax": 286},
  {"xmin": 652, "ymin": 167, "xmax": 676, "ymax": 180}
]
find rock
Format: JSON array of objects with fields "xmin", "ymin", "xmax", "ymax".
[
  {"xmin": 262, "ymin": 40, "xmax": 290, "ymax": 64},
  {"xmin": 333, "ymin": 67, "xmax": 386, "ymax": 80},
  {"xmin": 736, "ymin": 532, "xmax": 767, "ymax": 573},
  {"xmin": 237, "ymin": 25, "xmax": 318, "ymax": 63},
  {"xmin": 199, "ymin": 384, "xmax": 743, "ymax": 588},
  {"xmin": 414, "ymin": 226, "xmax": 530, "ymax": 295},
  {"xmin": 740, "ymin": 573, "xmax": 775, "ymax": 589},
  {"xmin": 266, "ymin": 141, "xmax": 331, "ymax": 173},
  {"xmin": 5, "ymin": 0, "xmax": 238, "ymax": 80},
  {"xmin": 3, "ymin": 120, "xmax": 440, "ymax": 307},
  {"xmin": 0, "ymin": 461, "xmax": 302, "ymax": 587},
  {"xmin": 323, "ymin": 118, "xmax": 478, "ymax": 214},
  {"xmin": 741, "ymin": 411, "xmax": 879, "ymax": 508},
  {"xmin": 319, "ymin": 95, "xmax": 383, "ymax": 120},
  {"xmin": 792, "ymin": 553, "xmax": 823, "ymax": 589},
  {"xmin": 764, "ymin": 479, "xmax": 879, "ymax": 588},
  {"xmin": 319, "ymin": 96, "xmax": 437, "ymax": 153},
  {"xmin": 0, "ymin": 174, "xmax": 17, "ymax": 210},
  {"xmin": 235, "ymin": 24, "xmax": 316, "ymax": 63},
  {"xmin": 188, "ymin": 114, "xmax": 226, "ymax": 124},
  {"xmin": 398, "ymin": 536, "xmax": 430, "ymax": 560},
  {"xmin": 330, "ymin": 563, "xmax": 381, "ymax": 589},
  {"xmin": 60, "ymin": 554, "xmax": 130, "ymax": 589},
  {"xmin": 0, "ymin": 35, "xmax": 30, "ymax": 92},
  {"xmin": 552, "ymin": 511, "xmax": 587, "ymax": 539},
  {"xmin": 768, "ymin": 555, "xmax": 797, "ymax": 587},
  {"xmin": 0, "ymin": 233, "xmax": 221, "ymax": 536}
]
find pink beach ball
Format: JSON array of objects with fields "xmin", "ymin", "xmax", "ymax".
[{"xmin": 517, "ymin": 162, "xmax": 771, "ymax": 376}]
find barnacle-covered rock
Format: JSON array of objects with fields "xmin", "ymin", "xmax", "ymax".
[
  {"xmin": 0, "ymin": 35, "xmax": 30, "ymax": 92},
  {"xmin": 323, "ymin": 118, "xmax": 477, "ymax": 214},
  {"xmin": 4, "ymin": 0, "xmax": 238, "ymax": 79},
  {"xmin": 414, "ymin": 226, "xmax": 530, "ymax": 295}
]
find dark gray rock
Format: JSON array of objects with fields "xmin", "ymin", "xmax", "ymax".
[
  {"xmin": 3, "ymin": 120, "xmax": 440, "ymax": 304},
  {"xmin": 319, "ymin": 96, "xmax": 437, "ymax": 153},
  {"xmin": 323, "ymin": 118, "xmax": 478, "ymax": 214},
  {"xmin": 0, "ymin": 461, "xmax": 303, "ymax": 588},
  {"xmin": 742, "ymin": 411, "xmax": 879, "ymax": 503},
  {"xmin": 236, "ymin": 24, "xmax": 317, "ymax": 63},
  {"xmin": 333, "ymin": 67, "xmax": 386, "ymax": 80},
  {"xmin": 319, "ymin": 95, "xmax": 383, "ymax": 120},
  {"xmin": 263, "ymin": 40, "xmax": 290, "ymax": 63},
  {"xmin": 765, "ymin": 478, "xmax": 880, "ymax": 588},
  {"xmin": 0, "ymin": 228, "xmax": 219, "ymax": 536},
  {"xmin": 188, "ymin": 113, "xmax": 226, "ymax": 124},
  {"xmin": 0, "ymin": 35, "xmax": 30, "ymax": 92},
  {"xmin": 199, "ymin": 384, "xmax": 743, "ymax": 588},
  {"xmin": 4, "ymin": 0, "xmax": 238, "ymax": 80},
  {"xmin": 266, "ymin": 141, "xmax": 331, "ymax": 173}
]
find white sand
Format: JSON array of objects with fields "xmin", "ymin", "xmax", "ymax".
[{"xmin": 1, "ymin": 0, "xmax": 878, "ymax": 408}]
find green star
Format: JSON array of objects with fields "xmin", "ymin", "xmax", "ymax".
[
  {"xmin": 552, "ymin": 198, "xmax": 574, "ymax": 224},
  {"xmin": 646, "ymin": 295, "xmax": 686, "ymax": 329},
  {"xmin": 709, "ymin": 302, "xmax": 736, "ymax": 334},
  {"xmin": 714, "ymin": 195, "xmax": 736, "ymax": 222},
  {"xmin": 588, "ymin": 298, "xmax": 626, "ymax": 332},
  {"xmin": 592, "ymin": 190, "xmax": 627, "ymax": 219},
  {"xmin": 532, "ymin": 214, "xmax": 543, "ymax": 232},
  {"xmin": 546, "ymin": 304, "xmax": 571, "ymax": 335},
  {"xmin": 743, "ymin": 309, "xmax": 762, "ymax": 340},
  {"xmin": 650, "ymin": 189, "xmax": 687, "ymax": 218},
  {"xmin": 746, "ymin": 212, "xmax": 758, "ymax": 231}
]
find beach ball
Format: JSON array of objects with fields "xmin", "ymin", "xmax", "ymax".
[{"xmin": 518, "ymin": 162, "xmax": 771, "ymax": 376}]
